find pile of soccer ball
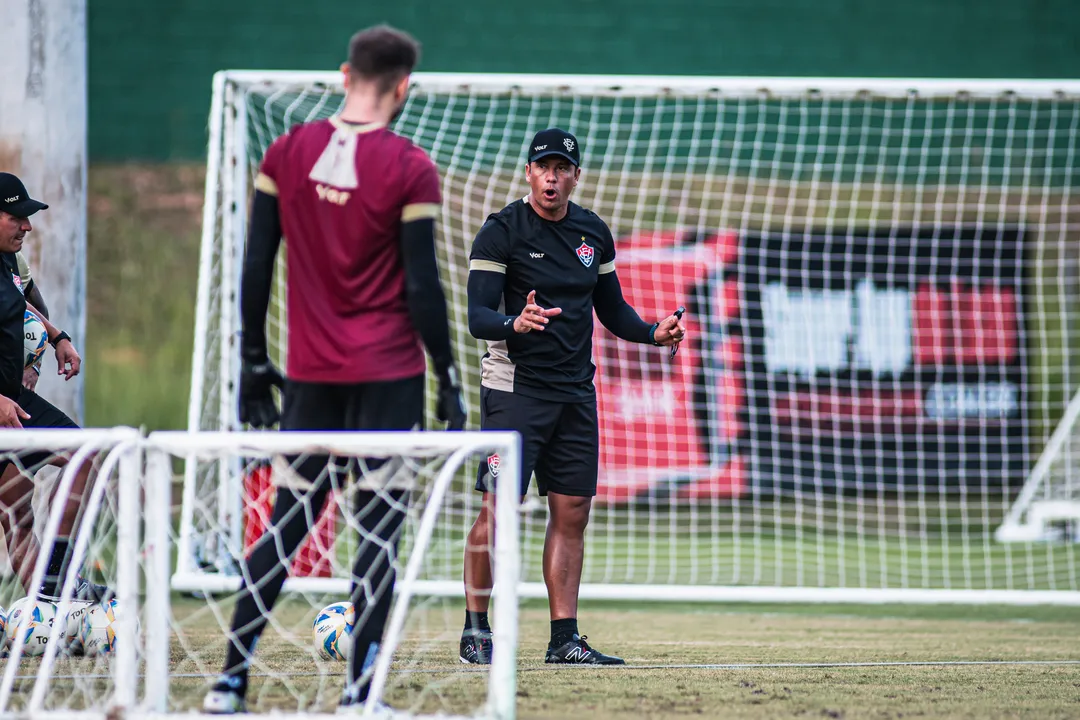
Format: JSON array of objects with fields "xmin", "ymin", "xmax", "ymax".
[
  {"xmin": 312, "ymin": 601, "xmax": 354, "ymax": 661},
  {"xmin": 0, "ymin": 597, "xmax": 131, "ymax": 658}
]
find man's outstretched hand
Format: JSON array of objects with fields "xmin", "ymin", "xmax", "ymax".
[{"xmin": 514, "ymin": 290, "xmax": 562, "ymax": 333}]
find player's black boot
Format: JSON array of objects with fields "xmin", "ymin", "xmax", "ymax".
[
  {"xmin": 459, "ymin": 628, "xmax": 493, "ymax": 665},
  {"xmin": 545, "ymin": 634, "xmax": 625, "ymax": 665}
]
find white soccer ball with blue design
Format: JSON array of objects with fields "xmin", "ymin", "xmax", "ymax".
[
  {"xmin": 23, "ymin": 311, "xmax": 47, "ymax": 368},
  {"xmin": 81, "ymin": 598, "xmax": 123, "ymax": 656},
  {"xmin": 6, "ymin": 598, "xmax": 61, "ymax": 657},
  {"xmin": 312, "ymin": 601, "xmax": 354, "ymax": 661},
  {"xmin": 63, "ymin": 601, "xmax": 92, "ymax": 656}
]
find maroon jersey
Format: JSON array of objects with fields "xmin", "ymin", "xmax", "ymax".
[{"xmin": 256, "ymin": 117, "xmax": 441, "ymax": 383}]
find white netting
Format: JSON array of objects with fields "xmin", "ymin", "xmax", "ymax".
[
  {"xmin": 161, "ymin": 430, "xmax": 520, "ymax": 718},
  {"xmin": 0, "ymin": 429, "xmax": 141, "ymax": 718},
  {"xmin": 188, "ymin": 73, "xmax": 1080, "ymax": 602},
  {"xmin": 6, "ymin": 430, "xmax": 520, "ymax": 719}
]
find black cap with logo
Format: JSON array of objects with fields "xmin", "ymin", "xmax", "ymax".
[
  {"xmin": 527, "ymin": 128, "xmax": 581, "ymax": 167},
  {"xmin": 0, "ymin": 173, "xmax": 48, "ymax": 218}
]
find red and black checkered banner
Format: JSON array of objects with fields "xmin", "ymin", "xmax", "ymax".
[{"xmin": 592, "ymin": 226, "xmax": 1028, "ymax": 502}]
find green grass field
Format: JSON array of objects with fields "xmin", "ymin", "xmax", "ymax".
[
  {"xmin": 11, "ymin": 597, "xmax": 1079, "ymax": 719},
  {"xmin": 72, "ymin": 162, "xmax": 1080, "ymax": 718}
]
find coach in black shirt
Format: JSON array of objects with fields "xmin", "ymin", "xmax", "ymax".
[
  {"xmin": 0, "ymin": 173, "xmax": 80, "ymax": 422},
  {"xmin": 460, "ymin": 128, "xmax": 686, "ymax": 666},
  {"xmin": 0, "ymin": 173, "xmax": 109, "ymax": 605}
]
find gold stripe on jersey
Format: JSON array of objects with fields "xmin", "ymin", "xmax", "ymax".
[
  {"xmin": 329, "ymin": 116, "xmax": 387, "ymax": 135},
  {"xmin": 470, "ymin": 259, "xmax": 507, "ymax": 274},
  {"xmin": 255, "ymin": 172, "xmax": 278, "ymax": 196},
  {"xmin": 598, "ymin": 260, "xmax": 616, "ymax": 275},
  {"xmin": 402, "ymin": 203, "xmax": 440, "ymax": 222}
]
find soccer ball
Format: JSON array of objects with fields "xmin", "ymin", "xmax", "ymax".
[
  {"xmin": 81, "ymin": 599, "xmax": 120, "ymax": 656},
  {"xmin": 23, "ymin": 311, "xmax": 47, "ymax": 368},
  {"xmin": 6, "ymin": 598, "xmax": 61, "ymax": 657},
  {"xmin": 63, "ymin": 601, "xmax": 92, "ymax": 656},
  {"xmin": 312, "ymin": 601, "xmax": 354, "ymax": 661}
]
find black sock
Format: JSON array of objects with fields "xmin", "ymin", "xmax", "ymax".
[
  {"xmin": 346, "ymin": 489, "xmax": 408, "ymax": 706},
  {"xmin": 550, "ymin": 617, "xmax": 578, "ymax": 647},
  {"xmin": 464, "ymin": 610, "xmax": 490, "ymax": 633},
  {"xmin": 41, "ymin": 538, "xmax": 72, "ymax": 595}
]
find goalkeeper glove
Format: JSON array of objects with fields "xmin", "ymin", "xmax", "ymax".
[
  {"xmin": 436, "ymin": 365, "xmax": 467, "ymax": 431},
  {"xmin": 238, "ymin": 355, "xmax": 285, "ymax": 429}
]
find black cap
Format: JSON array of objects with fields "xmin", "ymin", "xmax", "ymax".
[
  {"xmin": 527, "ymin": 128, "xmax": 581, "ymax": 167},
  {"xmin": 0, "ymin": 173, "xmax": 48, "ymax": 218}
]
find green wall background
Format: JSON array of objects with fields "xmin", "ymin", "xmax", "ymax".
[{"xmin": 88, "ymin": 0, "xmax": 1080, "ymax": 161}]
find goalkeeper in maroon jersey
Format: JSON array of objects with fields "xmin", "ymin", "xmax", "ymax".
[{"xmin": 203, "ymin": 25, "xmax": 466, "ymax": 715}]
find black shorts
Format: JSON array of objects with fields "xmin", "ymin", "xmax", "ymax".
[
  {"xmin": 0, "ymin": 388, "xmax": 80, "ymax": 476},
  {"xmin": 474, "ymin": 387, "xmax": 598, "ymax": 498},
  {"xmin": 280, "ymin": 375, "xmax": 425, "ymax": 432},
  {"xmin": 277, "ymin": 375, "xmax": 425, "ymax": 488}
]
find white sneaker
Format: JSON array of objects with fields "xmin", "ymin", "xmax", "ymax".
[
  {"xmin": 336, "ymin": 699, "xmax": 395, "ymax": 717},
  {"xmin": 202, "ymin": 689, "xmax": 247, "ymax": 714}
]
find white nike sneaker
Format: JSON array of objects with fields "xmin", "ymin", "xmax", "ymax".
[{"xmin": 202, "ymin": 688, "xmax": 247, "ymax": 714}]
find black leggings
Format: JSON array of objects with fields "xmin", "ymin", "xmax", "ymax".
[
  {"xmin": 222, "ymin": 460, "xmax": 408, "ymax": 694},
  {"xmin": 220, "ymin": 375, "xmax": 424, "ymax": 700}
]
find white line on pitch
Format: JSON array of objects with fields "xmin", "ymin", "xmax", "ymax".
[
  {"xmin": 523, "ymin": 660, "xmax": 1080, "ymax": 671},
  {"xmin": 29, "ymin": 659, "xmax": 1080, "ymax": 681}
]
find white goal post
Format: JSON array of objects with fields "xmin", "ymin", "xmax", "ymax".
[
  {"xmin": 0, "ymin": 428, "xmax": 522, "ymax": 719},
  {"xmin": 996, "ymin": 386, "xmax": 1080, "ymax": 543},
  {"xmin": 154, "ymin": 430, "xmax": 522, "ymax": 719},
  {"xmin": 187, "ymin": 71, "xmax": 1080, "ymax": 605}
]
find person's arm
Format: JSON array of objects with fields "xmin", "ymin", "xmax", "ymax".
[
  {"xmin": 592, "ymin": 271, "xmax": 656, "ymax": 344},
  {"xmin": 239, "ymin": 190, "xmax": 282, "ymax": 363},
  {"xmin": 17, "ymin": 254, "xmax": 46, "ymax": 388},
  {"xmin": 467, "ymin": 218, "xmax": 541, "ymax": 340},
  {"xmin": 467, "ymin": 269, "xmax": 517, "ymax": 341},
  {"xmin": 399, "ymin": 152, "xmax": 466, "ymax": 430},
  {"xmin": 399, "ymin": 218, "xmax": 455, "ymax": 375},
  {"xmin": 0, "ymin": 394, "xmax": 29, "ymax": 428},
  {"xmin": 399, "ymin": 215, "xmax": 467, "ymax": 425},
  {"xmin": 16, "ymin": 252, "xmax": 46, "ymax": 319},
  {"xmin": 233, "ymin": 143, "xmax": 287, "ymax": 429},
  {"xmin": 24, "ymin": 282, "xmax": 47, "ymax": 320},
  {"xmin": 27, "ymin": 302, "xmax": 81, "ymax": 380},
  {"xmin": 591, "ymin": 222, "xmax": 684, "ymax": 347}
]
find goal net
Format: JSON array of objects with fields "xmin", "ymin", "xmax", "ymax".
[
  {"xmin": 5, "ymin": 429, "xmax": 521, "ymax": 719},
  {"xmin": 0, "ymin": 428, "xmax": 142, "ymax": 718},
  {"xmin": 189, "ymin": 72, "xmax": 1080, "ymax": 605}
]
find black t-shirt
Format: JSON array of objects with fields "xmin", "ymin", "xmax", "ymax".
[
  {"xmin": 469, "ymin": 199, "xmax": 616, "ymax": 402},
  {"xmin": 0, "ymin": 254, "xmax": 26, "ymax": 399}
]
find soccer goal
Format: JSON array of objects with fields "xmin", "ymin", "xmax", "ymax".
[
  {"xmin": 0, "ymin": 427, "xmax": 142, "ymax": 719},
  {"xmin": 4, "ymin": 429, "xmax": 521, "ymax": 719},
  {"xmin": 996, "ymin": 386, "xmax": 1080, "ymax": 542},
  {"xmin": 188, "ymin": 71, "xmax": 1080, "ymax": 606}
]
